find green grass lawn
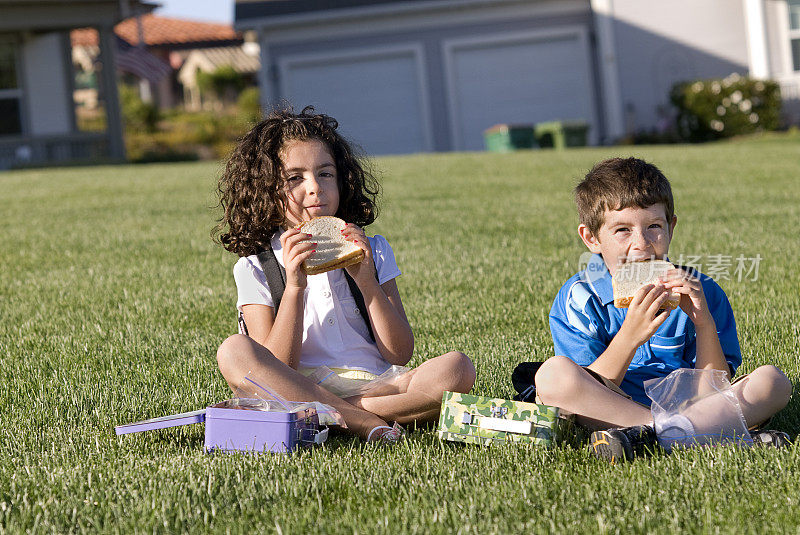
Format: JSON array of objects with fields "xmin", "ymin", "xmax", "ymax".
[{"xmin": 2, "ymin": 135, "xmax": 800, "ymax": 533}]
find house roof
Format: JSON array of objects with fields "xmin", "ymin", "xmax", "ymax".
[
  {"xmin": 0, "ymin": 0, "xmax": 155, "ymax": 32},
  {"xmin": 192, "ymin": 46, "xmax": 260, "ymax": 73},
  {"xmin": 71, "ymin": 27, "xmax": 104, "ymax": 48},
  {"xmin": 235, "ymin": 0, "xmax": 440, "ymax": 20},
  {"xmin": 71, "ymin": 14, "xmax": 241, "ymax": 49}
]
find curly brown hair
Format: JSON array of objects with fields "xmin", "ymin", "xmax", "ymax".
[{"xmin": 214, "ymin": 105, "xmax": 380, "ymax": 257}]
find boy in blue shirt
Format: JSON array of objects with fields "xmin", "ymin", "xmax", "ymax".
[{"xmin": 540, "ymin": 157, "xmax": 792, "ymax": 462}]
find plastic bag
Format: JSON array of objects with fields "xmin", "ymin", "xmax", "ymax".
[
  {"xmin": 303, "ymin": 365, "xmax": 409, "ymax": 398},
  {"xmin": 644, "ymin": 368, "xmax": 752, "ymax": 451},
  {"xmin": 233, "ymin": 372, "xmax": 346, "ymax": 427}
]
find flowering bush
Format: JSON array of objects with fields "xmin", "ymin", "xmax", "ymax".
[{"xmin": 670, "ymin": 73, "xmax": 780, "ymax": 142}]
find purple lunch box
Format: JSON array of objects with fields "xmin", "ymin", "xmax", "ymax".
[{"xmin": 114, "ymin": 401, "xmax": 322, "ymax": 453}]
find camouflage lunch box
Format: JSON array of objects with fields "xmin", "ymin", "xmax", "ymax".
[{"xmin": 437, "ymin": 391, "xmax": 567, "ymax": 447}]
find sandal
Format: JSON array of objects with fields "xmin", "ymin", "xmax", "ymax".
[
  {"xmin": 751, "ymin": 429, "xmax": 792, "ymax": 448},
  {"xmin": 367, "ymin": 422, "xmax": 405, "ymax": 444}
]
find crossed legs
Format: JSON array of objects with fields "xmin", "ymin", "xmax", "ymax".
[
  {"xmin": 535, "ymin": 356, "xmax": 792, "ymax": 432},
  {"xmin": 346, "ymin": 351, "xmax": 476, "ymax": 424},
  {"xmin": 694, "ymin": 364, "xmax": 792, "ymax": 430},
  {"xmin": 535, "ymin": 356, "xmax": 651, "ymax": 430},
  {"xmin": 216, "ymin": 334, "xmax": 476, "ymax": 440}
]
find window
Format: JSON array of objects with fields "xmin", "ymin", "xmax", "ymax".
[
  {"xmin": 791, "ymin": 0, "xmax": 800, "ymax": 71},
  {"xmin": 0, "ymin": 41, "xmax": 22, "ymax": 136}
]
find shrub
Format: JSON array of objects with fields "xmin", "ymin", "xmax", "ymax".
[
  {"xmin": 670, "ymin": 73, "xmax": 781, "ymax": 142},
  {"xmin": 197, "ymin": 66, "xmax": 245, "ymax": 104},
  {"xmin": 237, "ymin": 86, "xmax": 261, "ymax": 126},
  {"xmin": 125, "ymin": 110, "xmax": 250, "ymax": 162},
  {"xmin": 119, "ymin": 84, "xmax": 160, "ymax": 133}
]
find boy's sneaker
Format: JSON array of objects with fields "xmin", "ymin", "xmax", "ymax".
[
  {"xmin": 590, "ymin": 424, "xmax": 659, "ymax": 463},
  {"xmin": 750, "ymin": 430, "xmax": 791, "ymax": 448}
]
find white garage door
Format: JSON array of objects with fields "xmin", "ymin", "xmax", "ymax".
[
  {"xmin": 280, "ymin": 47, "xmax": 431, "ymax": 155},
  {"xmin": 445, "ymin": 29, "xmax": 597, "ymax": 151}
]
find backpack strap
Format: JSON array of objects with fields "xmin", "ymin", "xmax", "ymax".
[
  {"xmin": 344, "ymin": 270, "xmax": 375, "ymax": 342},
  {"xmin": 238, "ymin": 247, "xmax": 286, "ymax": 337},
  {"xmin": 248, "ymin": 245, "xmax": 376, "ymax": 342},
  {"xmin": 257, "ymin": 246, "xmax": 287, "ymax": 311}
]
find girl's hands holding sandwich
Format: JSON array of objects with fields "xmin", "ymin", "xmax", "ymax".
[
  {"xmin": 280, "ymin": 227, "xmax": 316, "ymax": 290},
  {"xmin": 341, "ymin": 223, "xmax": 378, "ymax": 289}
]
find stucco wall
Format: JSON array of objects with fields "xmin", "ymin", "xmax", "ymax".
[
  {"xmin": 611, "ymin": 0, "xmax": 749, "ymax": 134},
  {"xmin": 22, "ymin": 32, "xmax": 72, "ymax": 136}
]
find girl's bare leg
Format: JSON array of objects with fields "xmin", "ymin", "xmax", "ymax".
[
  {"xmin": 535, "ymin": 356, "xmax": 652, "ymax": 430},
  {"xmin": 346, "ymin": 351, "xmax": 476, "ymax": 425},
  {"xmin": 216, "ymin": 334, "xmax": 389, "ymax": 440}
]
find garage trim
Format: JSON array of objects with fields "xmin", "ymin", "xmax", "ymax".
[{"xmin": 277, "ymin": 43, "xmax": 434, "ymax": 153}]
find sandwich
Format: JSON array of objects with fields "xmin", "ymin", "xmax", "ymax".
[
  {"xmin": 298, "ymin": 216, "xmax": 365, "ymax": 275},
  {"xmin": 612, "ymin": 259, "xmax": 680, "ymax": 310}
]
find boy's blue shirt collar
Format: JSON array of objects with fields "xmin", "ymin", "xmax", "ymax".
[{"xmin": 580, "ymin": 253, "xmax": 615, "ymax": 305}]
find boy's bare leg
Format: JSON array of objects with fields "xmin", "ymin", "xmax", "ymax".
[
  {"xmin": 535, "ymin": 356, "xmax": 651, "ymax": 430},
  {"xmin": 732, "ymin": 365, "xmax": 792, "ymax": 427},
  {"xmin": 216, "ymin": 334, "xmax": 390, "ymax": 440},
  {"xmin": 682, "ymin": 365, "xmax": 792, "ymax": 431},
  {"xmin": 346, "ymin": 351, "xmax": 476, "ymax": 425}
]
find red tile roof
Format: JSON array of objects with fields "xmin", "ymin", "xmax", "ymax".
[
  {"xmin": 71, "ymin": 14, "xmax": 241, "ymax": 48},
  {"xmin": 71, "ymin": 27, "xmax": 100, "ymax": 48}
]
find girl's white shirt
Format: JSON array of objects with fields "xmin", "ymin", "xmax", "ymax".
[{"xmin": 233, "ymin": 232, "xmax": 402, "ymax": 375}]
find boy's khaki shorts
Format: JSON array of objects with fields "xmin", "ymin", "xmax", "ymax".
[
  {"xmin": 582, "ymin": 367, "xmax": 636, "ymax": 399},
  {"xmin": 534, "ymin": 365, "xmax": 649, "ymax": 407}
]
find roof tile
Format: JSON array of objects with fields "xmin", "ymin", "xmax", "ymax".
[{"xmin": 71, "ymin": 14, "xmax": 241, "ymax": 48}]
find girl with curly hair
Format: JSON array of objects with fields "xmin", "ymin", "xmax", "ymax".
[{"xmin": 214, "ymin": 106, "xmax": 475, "ymax": 443}]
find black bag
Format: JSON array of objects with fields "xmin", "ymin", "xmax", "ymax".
[
  {"xmin": 511, "ymin": 361, "xmax": 544, "ymax": 402},
  {"xmin": 237, "ymin": 246, "xmax": 375, "ymax": 342}
]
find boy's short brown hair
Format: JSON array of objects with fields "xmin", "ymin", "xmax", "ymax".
[{"xmin": 575, "ymin": 157, "xmax": 674, "ymax": 236}]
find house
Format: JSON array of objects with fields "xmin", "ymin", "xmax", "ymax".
[
  {"xmin": 71, "ymin": 14, "xmax": 244, "ymax": 110},
  {"xmin": 235, "ymin": 0, "xmax": 800, "ymax": 155},
  {"xmin": 177, "ymin": 42, "xmax": 261, "ymax": 111},
  {"xmin": 0, "ymin": 0, "xmax": 155, "ymax": 169}
]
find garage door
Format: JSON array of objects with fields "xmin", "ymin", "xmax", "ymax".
[
  {"xmin": 445, "ymin": 29, "xmax": 597, "ymax": 151},
  {"xmin": 279, "ymin": 47, "xmax": 431, "ymax": 155}
]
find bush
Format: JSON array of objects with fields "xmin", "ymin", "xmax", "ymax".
[
  {"xmin": 125, "ymin": 110, "xmax": 248, "ymax": 162},
  {"xmin": 670, "ymin": 73, "xmax": 781, "ymax": 142},
  {"xmin": 197, "ymin": 65, "xmax": 245, "ymax": 104},
  {"xmin": 119, "ymin": 84, "xmax": 160, "ymax": 133},
  {"xmin": 237, "ymin": 86, "xmax": 261, "ymax": 126}
]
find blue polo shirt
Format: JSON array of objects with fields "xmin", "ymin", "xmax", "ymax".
[{"xmin": 549, "ymin": 254, "xmax": 741, "ymax": 405}]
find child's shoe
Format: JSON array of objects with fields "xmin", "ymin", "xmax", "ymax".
[
  {"xmin": 366, "ymin": 422, "xmax": 405, "ymax": 445},
  {"xmin": 589, "ymin": 424, "xmax": 659, "ymax": 463},
  {"xmin": 750, "ymin": 430, "xmax": 791, "ymax": 448}
]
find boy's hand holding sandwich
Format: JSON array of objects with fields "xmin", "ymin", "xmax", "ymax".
[
  {"xmin": 660, "ymin": 268, "xmax": 730, "ymax": 376},
  {"xmin": 616, "ymin": 282, "xmax": 673, "ymax": 349},
  {"xmin": 661, "ymin": 268, "xmax": 714, "ymax": 328}
]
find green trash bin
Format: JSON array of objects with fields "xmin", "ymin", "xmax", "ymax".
[
  {"xmin": 483, "ymin": 124, "xmax": 537, "ymax": 152},
  {"xmin": 534, "ymin": 120, "xmax": 589, "ymax": 149}
]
